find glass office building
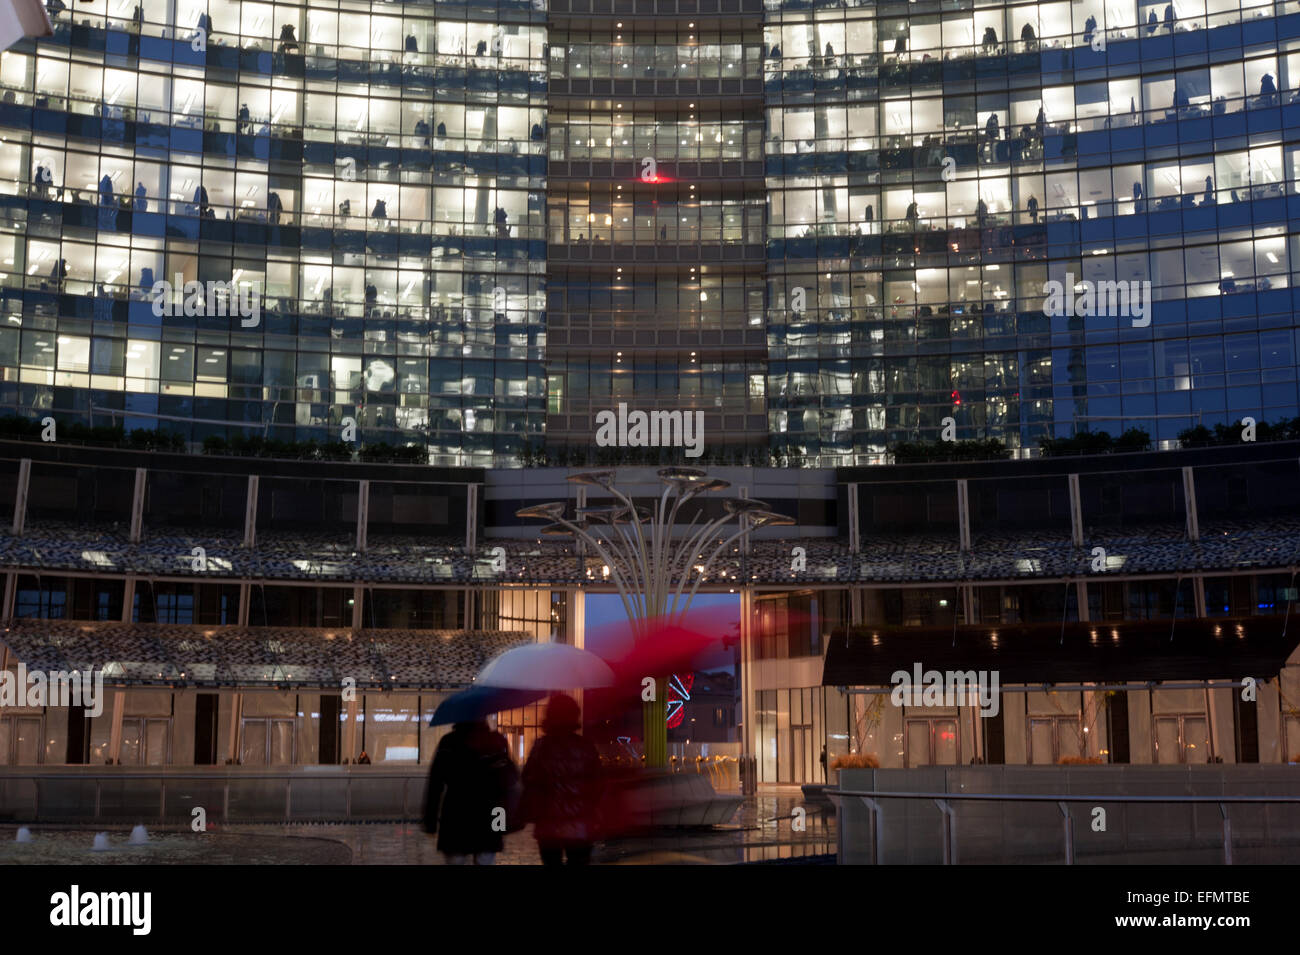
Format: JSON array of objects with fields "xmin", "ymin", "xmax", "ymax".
[
  {"xmin": 0, "ymin": 0, "xmax": 548, "ymax": 466},
  {"xmin": 542, "ymin": 6, "xmax": 771, "ymax": 461},
  {"xmin": 2, "ymin": 0, "xmax": 1300, "ymax": 466},
  {"xmin": 764, "ymin": 0, "xmax": 1300, "ymax": 465}
]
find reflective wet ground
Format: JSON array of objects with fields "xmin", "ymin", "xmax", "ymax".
[{"xmin": 0, "ymin": 790, "xmax": 834, "ymax": 865}]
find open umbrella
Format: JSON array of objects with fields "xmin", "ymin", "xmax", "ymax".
[
  {"xmin": 428, "ymin": 685, "xmax": 548, "ymax": 726},
  {"xmin": 475, "ymin": 641, "xmax": 616, "ymax": 691}
]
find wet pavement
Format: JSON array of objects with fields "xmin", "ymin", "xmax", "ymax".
[{"xmin": 0, "ymin": 789, "xmax": 835, "ymax": 865}]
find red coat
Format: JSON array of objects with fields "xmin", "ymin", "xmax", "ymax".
[{"xmin": 521, "ymin": 731, "xmax": 602, "ymax": 846}]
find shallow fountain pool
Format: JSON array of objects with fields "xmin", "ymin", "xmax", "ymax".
[{"xmin": 0, "ymin": 827, "xmax": 352, "ymax": 865}]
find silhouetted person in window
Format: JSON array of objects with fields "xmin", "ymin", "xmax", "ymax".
[
  {"xmin": 893, "ymin": 35, "xmax": 906, "ymax": 53},
  {"xmin": 371, "ymin": 198, "xmax": 387, "ymax": 220},
  {"xmin": 1174, "ymin": 86, "xmax": 1190, "ymax": 109},
  {"xmin": 531, "ymin": 122, "xmax": 544, "ymax": 141},
  {"xmin": 985, "ymin": 112, "xmax": 999, "ymax": 152},
  {"xmin": 864, "ymin": 204, "xmax": 874, "ymax": 222},
  {"xmin": 1131, "ymin": 96, "xmax": 1137, "ymax": 115},
  {"xmin": 1036, "ymin": 105, "xmax": 1047, "ymax": 138},
  {"xmin": 278, "ymin": 24, "xmax": 298, "ymax": 54},
  {"xmin": 131, "ymin": 4, "xmax": 143, "ymax": 29},
  {"xmin": 475, "ymin": 39, "xmax": 487, "ymax": 56},
  {"xmin": 135, "ymin": 181, "xmax": 147, "ymax": 211},
  {"xmin": 1021, "ymin": 23, "xmax": 1037, "ymax": 49},
  {"xmin": 365, "ymin": 282, "xmax": 377, "ymax": 307},
  {"xmin": 405, "ymin": 34, "xmax": 419, "ymax": 53},
  {"xmin": 769, "ymin": 44, "xmax": 781, "ymax": 59},
  {"xmin": 267, "ymin": 191, "xmax": 282, "ymax": 224},
  {"xmin": 436, "ymin": 120, "xmax": 446, "ymax": 137},
  {"xmin": 1133, "ymin": 181, "xmax": 1144, "ymax": 211},
  {"xmin": 1164, "ymin": 3, "xmax": 1175, "ymax": 31},
  {"xmin": 494, "ymin": 206, "xmax": 509, "ymax": 237},
  {"xmin": 99, "ymin": 173, "xmax": 114, "ymax": 205},
  {"xmin": 982, "ymin": 26, "xmax": 997, "ymax": 52},
  {"xmin": 194, "ymin": 184, "xmax": 209, "ymax": 215},
  {"xmin": 1027, "ymin": 194, "xmax": 1039, "ymax": 222},
  {"xmin": 659, "ymin": 225, "xmax": 667, "ymax": 240},
  {"xmin": 1261, "ymin": 72, "xmax": 1277, "ymax": 103},
  {"xmin": 1203, "ymin": 176, "xmax": 1215, "ymax": 204},
  {"xmin": 32, "ymin": 164, "xmax": 47, "ymax": 197},
  {"xmin": 339, "ymin": 198, "xmax": 351, "ymax": 216},
  {"xmin": 1147, "ymin": 10, "xmax": 1158, "ymax": 33},
  {"xmin": 238, "ymin": 103, "xmax": 250, "ymax": 134},
  {"xmin": 905, "ymin": 200, "xmax": 919, "ymax": 225},
  {"xmin": 1084, "ymin": 15, "xmax": 1097, "ymax": 43},
  {"xmin": 976, "ymin": 197, "xmax": 988, "ymax": 223},
  {"xmin": 824, "ymin": 41, "xmax": 835, "ymax": 62},
  {"xmin": 140, "ymin": 266, "xmax": 154, "ymax": 293},
  {"xmin": 50, "ymin": 257, "xmax": 67, "ymax": 289}
]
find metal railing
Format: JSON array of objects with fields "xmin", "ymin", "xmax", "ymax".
[{"xmin": 830, "ymin": 787, "xmax": 1300, "ymax": 865}]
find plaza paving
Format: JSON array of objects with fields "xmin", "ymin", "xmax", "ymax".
[{"xmin": 0, "ymin": 790, "xmax": 834, "ymax": 865}]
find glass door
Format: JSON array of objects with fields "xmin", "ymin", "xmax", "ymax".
[
  {"xmin": 0, "ymin": 717, "xmax": 42, "ymax": 764},
  {"xmin": 905, "ymin": 718, "xmax": 959, "ymax": 766},
  {"xmin": 119, "ymin": 718, "xmax": 172, "ymax": 766},
  {"xmin": 1029, "ymin": 716, "xmax": 1083, "ymax": 764},
  {"xmin": 1154, "ymin": 714, "xmax": 1213, "ymax": 763},
  {"xmin": 241, "ymin": 718, "xmax": 268, "ymax": 766},
  {"xmin": 13, "ymin": 717, "xmax": 41, "ymax": 765}
]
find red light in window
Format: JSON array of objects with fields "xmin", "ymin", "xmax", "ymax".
[{"xmin": 951, "ymin": 390, "xmax": 962, "ymax": 406}]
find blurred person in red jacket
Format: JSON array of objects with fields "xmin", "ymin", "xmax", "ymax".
[{"xmin": 522, "ymin": 694, "xmax": 602, "ymax": 865}]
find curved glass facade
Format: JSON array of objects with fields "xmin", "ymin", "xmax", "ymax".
[
  {"xmin": 4, "ymin": 0, "xmax": 1300, "ymax": 468},
  {"xmin": 0, "ymin": 0, "xmax": 548, "ymax": 466},
  {"xmin": 764, "ymin": 0, "xmax": 1300, "ymax": 465}
]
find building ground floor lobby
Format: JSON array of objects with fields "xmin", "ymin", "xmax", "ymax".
[{"xmin": 2, "ymin": 572, "xmax": 1297, "ymax": 787}]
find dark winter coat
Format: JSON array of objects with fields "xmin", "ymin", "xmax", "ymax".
[
  {"xmin": 423, "ymin": 722, "xmax": 514, "ymax": 855},
  {"xmin": 521, "ymin": 731, "xmax": 602, "ymax": 847}
]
